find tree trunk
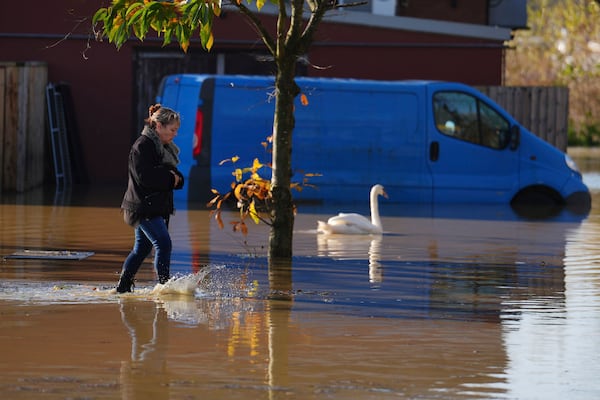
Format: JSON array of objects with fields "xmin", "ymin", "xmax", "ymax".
[{"xmin": 269, "ymin": 61, "xmax": 299, "ymax": 259}]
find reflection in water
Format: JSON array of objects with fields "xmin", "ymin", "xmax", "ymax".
[
  {"xmin": 501, "ymin": 216, "xmax": 600, "ymax": 399},
  {"xmin": 267, "ymin": 258, "xmax": 293, "ymax": 399},
  {"xmin": 120, "ymin": 300, "xmax": 169, "ymax": 400},
  {"xmin": 2, "ymin": 173, "xmax": 600, "ymax": 399},
  {"xmin": 316, "ymin": 234, "xmax": 383, "ymax": 284}
]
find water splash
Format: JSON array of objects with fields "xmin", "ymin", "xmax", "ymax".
[{"xmin": 0, "ymin": 268, "xmax": 213, "ymax": 304}]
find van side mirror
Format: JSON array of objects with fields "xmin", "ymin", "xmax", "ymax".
[{"xmin": 509, "ymin": 125, "xmax": 520, "ymax": 151}]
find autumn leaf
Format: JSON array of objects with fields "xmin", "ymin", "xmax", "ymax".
[
  {"xmin": 252, "ymin": 158, "xmax": 263, "ymax": 172},
  {"xmin": 300, "ymin": 93, "xmax": 309, "ymax": 106},
  {"xmin": 249, "ymin": 201, "xmax": 260, "ymax": 224},
  {"xmin": 206, "ymin": 194, "xmax": 220, "ymax": 207},
  {"xmin": 240, "ymin": 221, "xmax": 248, "ymax": 235},
  {"xmin": 180, "ymin": 39, "xmax": 189, "ymax": 52},
  {"xmin": 234, "ymin": 183, "xmax": 244, "ymax": 201},
  {"xmin": 234, "ymin": 168, "xmax": 243, "ymax": 182},
  {"xmin": 215, "ymin": 211, "xmax": 224, "ymax": 229},
  {"xmin": 219, "ymin": 155, "xmax": 239, "ymax": 165}
]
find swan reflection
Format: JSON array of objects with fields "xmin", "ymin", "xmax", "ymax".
[{"xmin": 317, "ymin": 234, "xmax": 383, "ymax": 284}]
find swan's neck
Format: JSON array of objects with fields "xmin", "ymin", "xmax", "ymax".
[{"xmin": 369, "ymin": 191, "xmax": 382, "ymax": 228}]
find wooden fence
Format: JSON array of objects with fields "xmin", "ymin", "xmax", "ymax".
[
  {"xmin": 478, "ymin": 86, "xmax": 569, "ymax": 152},
  {"xmin": 0, "ymin": 62, "xmax": 47, "ymax": 193}
]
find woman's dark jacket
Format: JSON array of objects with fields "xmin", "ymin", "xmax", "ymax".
[{"xmin": 121, "ymin": 135, "xmax": 184, "ymax": 225}]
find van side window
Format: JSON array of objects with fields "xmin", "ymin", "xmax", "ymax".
[{"xmin": 433, "ymin": 92, "xmax": 510, "ymax": 150}]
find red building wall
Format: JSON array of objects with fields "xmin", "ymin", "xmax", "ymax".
[{"xmin": 0, "ymin": 1, "xmax": 506, "ymax": 186}]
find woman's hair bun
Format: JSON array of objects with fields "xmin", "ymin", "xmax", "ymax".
[{"xmin": 149, "ymin": 103, "xmax": 162, "ymax": 117}]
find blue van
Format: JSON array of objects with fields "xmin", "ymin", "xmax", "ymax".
[{"xmin": 156, "ymin": 74, "xmax": 590, "ymax": 211}]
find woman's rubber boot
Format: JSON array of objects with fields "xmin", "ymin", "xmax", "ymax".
[{"xmin": 116, "ymin": 274, "xmax": 134, "ymax": 293}]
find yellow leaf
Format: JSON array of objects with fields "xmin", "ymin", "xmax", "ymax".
[
  {"xmin": 206, "ymin": 32, "xmax": 214, "ymax": 51},
  {"xmin": 252, "ymin": 158, "xmax": 263, "ymax": 172},
  {"xmin": 300, "ymin": 93, "xmax": 309, "ymax": 106},
  {"xmin": 249, "ymin": 201, "xmax": 260, "ymax": 224},
  {"xmin": 234, "ymin": 184, "xmax": 244, "ymax": 201},
  {"xmin": 234, "ymin": 168, "xmax": 242, "ymax": 182},
  {"xmin": 219, "ymin": 156, "xmax": 239, "ymax": 165}
]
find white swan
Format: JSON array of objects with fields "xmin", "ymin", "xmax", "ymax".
[{"xmin": 317, "ymin": 184, "xmax": 388, "ymax": 235}]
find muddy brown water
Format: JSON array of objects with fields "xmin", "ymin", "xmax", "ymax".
[{"xmin": 1, "ymin": 150, "xmax": 600, "ymax": 399}]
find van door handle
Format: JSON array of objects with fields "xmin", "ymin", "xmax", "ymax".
[{"xmin": 429, "ymin": 141, "xmax": 439, "ymax": 162}]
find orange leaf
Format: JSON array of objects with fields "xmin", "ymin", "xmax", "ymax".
[
  {"xmin": 181, "ymin": 40, "xmax": 189, "ymax": 53},
  {"xmin": 215, "ymin": 212, "xmax": 224, "ymax": 229},
  {"xmin": 300, "ymin": 93, "xmax": 309, "ymax": 106},
  {"xmin": 206, "ymin": 194, "xmax": 219, "ymax": 207}
]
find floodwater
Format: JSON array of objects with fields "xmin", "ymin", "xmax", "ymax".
[{"xmin": 1, "ymin": 150, "xmax": 600, "ymax": 400}]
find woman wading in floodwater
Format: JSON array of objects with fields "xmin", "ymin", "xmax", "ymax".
[{"xmin": 116, "ymin": 104, "xmax": 184, "ymax": 293}]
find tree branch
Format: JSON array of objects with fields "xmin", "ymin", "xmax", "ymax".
[
  {"xmin": 231, "ymin": 2, "xmax": 277, "ymax": 56},
  {"xmin": 298, "ymin": 0, "xmax": 329, "ymax": 55},
  {"xmin": 285, "ymin": 0, "xmax": 306, "ymax": 50}
]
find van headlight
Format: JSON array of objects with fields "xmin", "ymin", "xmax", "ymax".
[{"xmin": 565, "ymin": 154, "xmax": 581, "ymax": 174}]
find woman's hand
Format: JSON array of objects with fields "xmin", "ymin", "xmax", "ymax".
[{"xmin": 170, "ymin": 170, "xmax": 181, "ymax": 188}]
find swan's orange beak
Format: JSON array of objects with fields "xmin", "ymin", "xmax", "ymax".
[{"xmin": 382, "ymin": 189, "xmax": 389, "ymax": 199}]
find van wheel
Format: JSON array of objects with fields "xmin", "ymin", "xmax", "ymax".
[{"xmin": 511, "ymin": 186, "xmax": 565, "ymax": 219}]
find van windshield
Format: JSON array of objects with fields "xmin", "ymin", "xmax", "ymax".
[{"xmin": 433, "ymin": 91, "xmax": 510, "ymax": 150}]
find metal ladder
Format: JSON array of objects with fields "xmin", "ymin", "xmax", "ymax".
[{"xmin": 45, "ymin": 83, "xmax": 73, "ymax": 190}]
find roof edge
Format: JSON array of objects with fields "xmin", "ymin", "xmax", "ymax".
[
  {"xmin": 228, "ymin": 5, "xmax": 513, "ymax": 42},
  {"xmin": 325, "ymin": 10, "xmax": 513, "ymax": 41}
]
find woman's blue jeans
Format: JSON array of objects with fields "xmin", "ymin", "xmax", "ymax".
[{"xmin": 121, "ymin": 216, "xmax": 172, "ymax": 284}]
